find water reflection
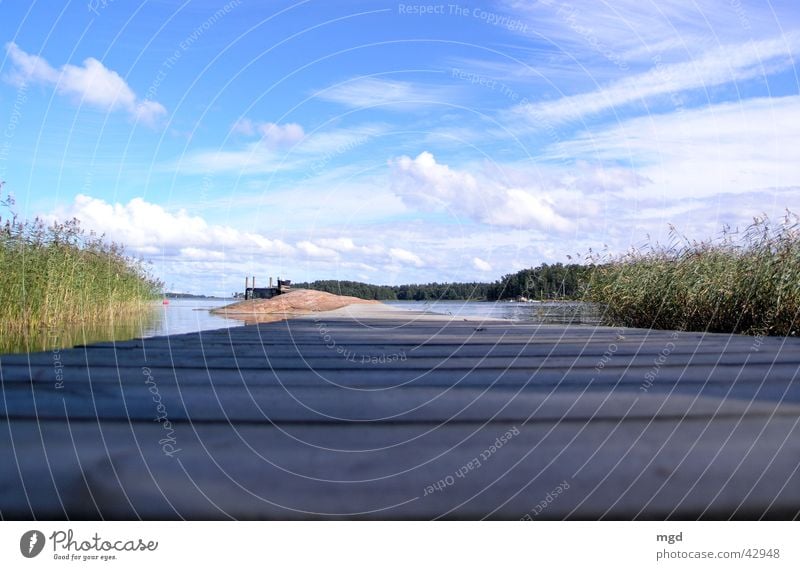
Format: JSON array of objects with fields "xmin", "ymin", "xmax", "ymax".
[
  {"xmin": 0, "ymin": 299, "xmax": 242, "ymax": 354},
  {"xmin": 1, "ymin": 298, "xmax": 602, "ymax": 354},
  {"xmin": 1, "ymin": 308, "xmax": 162, "ymax": 354}
]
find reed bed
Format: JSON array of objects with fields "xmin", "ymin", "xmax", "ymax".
[
  {"xmin": 585, "ymin": 214, "xmax": 800, "ymax": 336},
  {"xmin": 1, "ymin": 193, "xmax": 162, "ymax": 348}
]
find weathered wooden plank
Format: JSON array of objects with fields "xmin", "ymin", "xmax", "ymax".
[
  {"xmin": 46, "ymin": 341, "xmax": 796, "ymax": 357},
  {"xmin": 2, "ymin": 418, "xmax": 798, "ymax": 519},
  {"xmin": 8, "ymin": 335, "xmax": 797, "ymax": 364},
  {"xmin": 136, "ymin": 330, "xmax": 764, "ymax": 340},
  {"xmin": 4, "ymin": 360, "xmax": 798, "ymax": 387},
  {"xmin": 5, "ymin": 349, "xmax": 799, "ymax": 372},
  {"xmin": 4, "ymin": 382, "xmax": 797, "ymax": 423},
  {"xmin": 71, "ymin": 320, "xmax": 769, "ymax": 337}
]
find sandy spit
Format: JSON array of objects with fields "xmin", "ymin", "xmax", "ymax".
[{"xmin": 210, "ymin": 289, "xmax": 379, "ymax": 323}]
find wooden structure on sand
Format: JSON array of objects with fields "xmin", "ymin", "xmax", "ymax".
[
  {"xmin": 1, "ymin": 303, "xmax": 799, "ymax": 519},
  {"xmin": 243, "ymin": 275, "xmax": 292, "ymax": 300}
]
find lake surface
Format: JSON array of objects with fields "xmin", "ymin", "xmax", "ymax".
[
  {"xmin": 141, "ymin": 298, "xmax": 243, "ymax": 337},
  {"xmin": 1, "ymin": 298, "xmax": 603, "ymax": 354},
  {"xmin": 384, "ymin": 300, "xmax": 603, "ymax": 325},
  {"xmin": 0, "ymin": 299, "xmax": 242, "ymax": 354}
]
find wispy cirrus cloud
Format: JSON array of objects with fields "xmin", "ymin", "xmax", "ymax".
[
  {"xmin": 502, "ymin": 0, "xmax": 796, "ymax": 62},
  {"xmin": 314, "ymin": 76, "xmax": 458, "ymax": 110},
  {"xmin": 4, "ymin": 42, "xmax": 166, "ymax": 126},
  {"xmin": 231, "ymin": 119, "xmax": 305, "ymax": 148},
  {"xmin": 509, "ymin": 32, "xmax": 800, "ymax": 124},
  {"xmin": 176, "ymin": 123, "xmax": 386, "ymax": 175},
  {"xmin": 547, "ymin": 94, "xmax": 800, "ymax": 201}
]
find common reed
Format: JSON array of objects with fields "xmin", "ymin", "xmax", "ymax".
[
  {"xmin": 585, "ymin": 214, "xmax": 800, "ymax": 336},
  {"xmin": 1, "ymin": 189, "xmax": 162, "ymax": 348}
]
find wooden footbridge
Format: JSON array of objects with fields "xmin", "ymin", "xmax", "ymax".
[{"xmin": 1, "ymin": 304, "xmax": 799, "ymax": 519}]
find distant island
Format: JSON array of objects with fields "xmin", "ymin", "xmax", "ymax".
[{"xmin": 165, "ymin": 292, "xmax": 232, "ymax": 300}]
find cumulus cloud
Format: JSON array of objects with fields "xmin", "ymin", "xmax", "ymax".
[
  {"xmin": 232, "ymin": 119, "xmax": 305, "ymax": 148},
  {"xmin": 47, "ymin": 195, "xmax": 430, "ymax": 293},
  {"xmin": 389, "ymin": 151, "xmax": 573, "ymax": 231},
  {"xmin": 4, "ymin": 42, "xmax": 166, "ymax": 125},
  {"xmin": 54, "ymin": 194, "xmax": 293, "ymax": 259}
]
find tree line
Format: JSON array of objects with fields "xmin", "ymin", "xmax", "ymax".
[
  {"xmin": 486, "ymin": 263, "xmax": 592, "ymax": 300},
  {"xmin": 296, "ymin": 263, "xmax": 591, "ymax": 301},
  {"xmin": 293, "ymin": 279, "xmax": 490, "ymax": 301}
]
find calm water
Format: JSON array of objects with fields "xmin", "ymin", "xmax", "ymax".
[
  {"xmin": 1, "ymin": 298, "xmax": 601, "ymax": 354},
  {"xmin": 383, "ymin": 300, "xmax": 603, "ymax": 325},
  {"xmin": 141, "ymin": 298, "xmax": 243, "ymax": 337},
  {"xmin": 0, "ymin": 299, "xmax": 243, "ymax": 354}
]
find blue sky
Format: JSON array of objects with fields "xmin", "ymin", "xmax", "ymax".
[{"xmin": 1, "ymin": 0, "xmax": 798, "ymax": 295}]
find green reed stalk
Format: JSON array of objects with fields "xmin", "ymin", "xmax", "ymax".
[
  {"xmin": 584, "ymin": 214, "xmax": 800, "ymax": 336},
  {"xmin": 1, "ymin": 197, "xmax": 162, "ymax": 341}
]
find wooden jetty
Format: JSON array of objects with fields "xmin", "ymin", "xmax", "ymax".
[{"xmin": 1, "ymin": 303, "xmax": 799, "ymax": 520}]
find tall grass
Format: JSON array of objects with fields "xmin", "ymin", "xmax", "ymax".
[
  {"xmin": 1, "ymin": 189, "xmax": 162, "ymax": 347},
  {"xmin": 585, "ymin": 214, "xmax": 800, "ymax": 336}
]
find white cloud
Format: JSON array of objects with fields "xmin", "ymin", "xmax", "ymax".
[
  {"xmin": 180, "ymin": 247, "xmax": 226, "ymax": 261},
  {"xmin": 231, "ymin": 118, "xmax": 258, "ymax": 136},
  {"xmin": 4, "ymin": 42, "xmax": 58, "ymax": 84},
  {"xmin": 53, "ymin": 194, "xmax": 293, "ymax": 259},
  {"xmin": 232, "ymin": 119, "xmax": 305, "ymax": 148},
  {"xmin": 548, "ymin": 95, "xmax": 800, "ymax": 201},
  {"xmin": 45, "ymin": 195, "xmax": 446, "ymax": 291},
  {"xmin": 472, "ymin": 257, "xmax": 492, "ymax": 272},
  {"xmin": 389, "ymin": 247, "xmax": 424, "ymax": 267},
  {"xmin": 293, "ymin": 237, "xmax": 425, "ymax": 267},
  {"xmin": 389, "ymin": 151, "xmax": 573, "ymax": 231},
  {"xmin": 510, "ymin": 32, "xmax": 800, "ymax": 124},
  {"xmin": 314, "ymin": 237, "xmax": 385, "ymax": 256},
  {"xmin": 176, "ymin": 143, "xmax": 281, "ymax": 174},
  {"xmin": 314, "ymin": 77, "xmax": 457, "ymax": 110},
  {"xmin": 503, "ymin": 0, "xmax": 798, "ymax": 64},
  {"xmin": 483, "ymin": 188, "xmax": 571, "ymax": 230},
  {"xmin": 315, "ymin": 237, "xmax": 356, "ymax": 251},
  {"xmin": 4, "ymin": 42, "xmax": 166, "ymax": 126},
  {"xmin": 390, "ymin": 151, "xmax": 479, "ymax": 210},
  {"xmin": 178, "ymin": 124, "xmax": 385, "ymax": 175},
  {"xmin": 296, "ymin": 240, "xmax": 338, "ymax": 259}
]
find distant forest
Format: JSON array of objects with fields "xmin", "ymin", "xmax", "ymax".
[{"xmin": 295, "ymin": 263, "xmax": 592, "ymax": 301}]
